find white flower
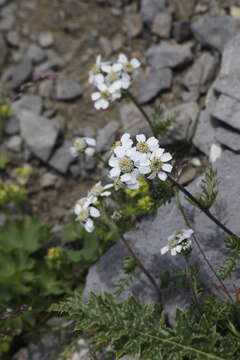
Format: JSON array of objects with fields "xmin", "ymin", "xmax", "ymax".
[
  {"xmin": 89, "ymin": 181, "xmax": 113, "ymax": 200},
  {"xmin": 114, "ymin": 133, "xmax": 133, "ymax": 158},
  {"xmin": 74, "ymin": 197, "xmax": 100, "ymax": 233},
  {"xmin": 161, "ymin": 229, "xmax": 194, "ymax": 256},
  {"xmin": 91, "ymin": 82, "xmax": 112, "ymax": 110},
  {"xmin": 146, "ymin": 148, "xmax": 173, "ymax": 181},
  {"xmin": 118, "ymin": 53, "xmax": 141, "ymax": 74},
  {"xmin": 89, "ymin": 55, "xmax": 105, "ymax": 86},
  {"xmin": 70, "ymin": 137, "xmax": 96, "ymax": 157}
]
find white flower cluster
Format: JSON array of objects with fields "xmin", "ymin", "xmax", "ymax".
[
  {"xmin": 89, "ymin": 54, "xmax": 140, "ymax": 110},
  {"xmin": 108, "ymin": 133, "xmax": 173, "ymax": 190},
  {"xmin": 70, "ymin": 137, "xmax": 96, "ymax": 157},
  {"xmin": 161, "ymin": 229, "xmax": 194, "ymax": 256},
  {"xmin": 74, "ymin": 181, "xmax": 112, "ymax": 233}
]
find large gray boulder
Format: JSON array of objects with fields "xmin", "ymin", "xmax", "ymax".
[
  {"xmin": 191, "ymin": 14, "xmax": 239, "ymax": 53},
  {"xmin": 83, "ymin": 150, "xmax": 240, "ymax": 324}
]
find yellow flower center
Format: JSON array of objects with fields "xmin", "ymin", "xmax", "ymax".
[
  {"xmin": 150, "ymin": 157, "xmax": 163, "ymax": 173},
  {"xmin": 168, "ymin": 237, "xmax": 179, "ymax": 250},
  {"xmin": 136, "ymin": 141, "xmax": 149, "ymax": 153},
  {"xmin": 108, "ymin": 71, "xmax": 119, "ymax": 83},
  {"xmin": 124, "ymin": 63, "xmax": 133, "ymax": 74},
  {"xmin": 101, "ymin": 91, "xmax": 110, "ymax": 100},
  {"xmin": 90, "ymin": 64, "xmax": 100, "ymax": 74},
  {"xmin": 119, "ymin": 157, "xmax": 134, "ymax": 173},
  {"xmin": 77, "ymin": 209, "xmax": 89, "ymax": 222},
  {"xmin": 91, "ymin": 182, "xmax": 104, "ymax": 196},
  {"xmin": 74, "ymin": 138, "xmax": 87, "ymax": 152}
]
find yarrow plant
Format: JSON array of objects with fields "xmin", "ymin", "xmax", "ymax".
[
  {"xmin": 70, "ymin": 137, "xmax": 96, "ymax": 158},
  {"xmin": 89, "ymin": 53, "xmax": 140, "ymax": 110},
  {"xmin": 161, "ymin": 229, "xmax": 194, "ymax": 256}
]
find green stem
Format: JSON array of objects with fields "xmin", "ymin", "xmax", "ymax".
[
  {"xmin": 175, "ymin": 190, "xmax": 233, "ymax": 303},
  {"xmin": 136, "ymin": 0, "xmax": 141, "ymax": 11},
  {"xmin": 169, "ymin": 175, "xmax": 239, "ymax": 240},
  {"xmin": 126, "ymin": 90, "xmax": 156, "ymax": 136},
  {"xmin": 100, "ymin": 204, "xmax": 162, "ymax": 303},
  {"xmin": 137, "ymin": 331, "xmax": 227, "ymax": 360},
  {"xmin": 184, "ymin": 255, "xmax": 202, "ymax": 315}
]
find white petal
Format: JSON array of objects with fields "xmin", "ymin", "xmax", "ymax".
[
  {"xmin": 109, "ymin": 156, "xmax": 119, "ymax": 167},
  {"xmin": 110, "ymin": 167, "xmax": 121, "ymax": 178},
  {"xmin": 121, "ymin": 133, "xmax": 131, "ymax": 144},
  {"xmin": 111, "ymin": 91, "xmax": 122, "ymax": 101},
  {"xmin": 74, "ymin": 204, "xmax": 82, "ymax": 215},
  {"xmin": 104, "ymin": 183, "xmax": 113, "ymax": 190},
  {"xmin": 155, "ymin": 148, "xmax": 165, "ymax": 157},
  {"xmin": 95, "ymin": 99, "xmax": 109, "ymax": 110},
  {"xmin": 91, "ymin": 92, "xmax": 101, "ymax": 101},
  {"xmin": 175, "ymin": 245, "xmax": 182, "ymax": 254},
  {"xmin": 121, "ymin": 173, "xmax": 132, "ymax": 182},
  {"xmin": 162, "ymin": 164, "xmax": 173, "ymax": 173},
  {"xmin": 112, "ymin": 62, "xmax": 123, "ymax": 72},
  {"xmin": 96, "ymin": 55, "xmax": 101, "ymax": 65},
  {"xmin": 136, "ymin": 134, "xmax": 146, "ymax": 142},
  {"xmin": 85, "ymin": 137, "xmax": 96, "ymax": 146},
  {"xmin": 114, "ymin": 146, "xmax": 126, "ymax": 158},
  {"xmin": 138, "ymin": 166, "xmax": 151, "ymax": 174},
  {"xmin": 147, "ymin": 136, "xmax": 158, "ymax": 148},
  {"xmin": 121, "ymin": 74, "xmax": 131, "ymax": 89},
  {"xmin": 130, "ymin": 58, "xmax": 140, "ymax": 69},
  {"xmin": 70, "ymin": 147, "xmax": 78, "ymax": 157},
  {"xmin": 171, "ymin": 249, "xmax": 177, "ymax": 256},
  {"xmin": 158, "ymin": 171, "xmax": 167, "ymax": 181},
  {"xmin": 109, "ymin": 81, "xmax": 122, "ymax": 93},
  {"xmin": 160, "ymin": 152, "xmax": 172, "ymax": 162},
  {"xmin": 127, "ymin": 181, "xmax": 139, "ymax": 190},
  {"xmin": 85, "ymin": 219, "xmax": 94, "ymax": 233},
  {"xmin": 139, "ymin": 158, "xmax": 150, "ymax": 167},
  {"xmin": 161, "ymin": 246, "xmax": 169, "ymax": 255},
  {"xmin": 118, "ymin": 53, "xmax": 128, "ymax": 64},
  {"xmin": 94, "ymin": 73, "xmax": 104, "ymax": 84},
  {"xmin": 101, "ymin": 63, "xmax": 112, "ymax": 73},
  {"xmin": 90, "ymin": 207, "xmax": 100, "ymax": 218},
  {"xmin": 148, "ymin": 172, "xmax": 156, "ymax": 180},
  {"xmin": 97, "ymin": 82, "xmax": 108, "ymax": 92},
  {"xmin": 85, "ymin": 147, "xmax": 95, "ymax": 156},
  {"xmin": 101, "ymin": 191, "xmax": 111, "ymax": 197}
]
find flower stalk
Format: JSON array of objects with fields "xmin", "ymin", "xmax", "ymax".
[
  {"xmin": 175, "ymin": 190, "xmax": 233, "ymax": 303},
  {"xmin": 100, "ymin": 203, "xmax": 162, "ymax": 303},
  {"xmin": 184, "ymin": 255, "xmax": 202, "ymax": 315}
]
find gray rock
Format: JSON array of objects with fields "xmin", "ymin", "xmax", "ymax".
[
  {"xmin": 191, "ymin": 14, "xmax": 239, "ymax": 53},
  {"xmin": 119, "ymin": 103, "xmax": 151, "ymax": 137},
  {"xmin": 160, "ymin": 102, "xmax": 200, "ymax": 144},
  {"xmin": 4, "ymin": 115, "xmax": 20, "ymax": 135},
  {"xmin": 137, "ymin": 68, "xmax": 172, "ymax": 104},
  {"xmin": 215, "ymin": 126, "xmax": 240, "ymax": 152},
  {"xmin": 182, "ymin": 52, "xmax": 218, "ymax": 96},
  {"xmin": 7, "ymin": 30, "xmax": 19, "ymax": 47},
  {"xmin": 192, "ymin": 109, "xmax": 217, "ymax": 156},
  {"xmin": 5, "ymin": 58, "xmax": 33, "ymax": 90},
  {"xmin": 211, "ymin": 94, "xmax": 240, "ymax": 131},
  {"xmin": 49, "ymin": 142, "xmax": 74, "ymax": 174},
  {"xmin": 99, "ymin": 37, "xmax": 113, "ymax": 57},
  {"xmin": 141, "ymin": 0, "xmax": 166, "ymax": 26},
  {"xmin": 6, "ymin": 135, "xmax": 22, "ymax": 152},
  {"xmin": 38, "ymin": 31, "xmax": 54, "ymax": 48},
  {"xmin": 12, "ymin": 95, "xmax": 43, "ymax": 116},
  {"xmin": 152, "ymin": 12, "xmax": 172, "ymax": 38},
  {"xmin": 147, "ymin": 42, "xmax": 192, "ymax": 70},
  {"xmin": 124, "ymin": 13, "xmax": 143, "ymax": 38},
  {"xmin": 54, "ymin": 75, "xmax": 82, "ymax": 101},
  {"xmin": 0, "ymin": 14, "xmax": 15, "ymax": 31},
  {"xmin": 173, "ymin": 21, "xmax": 191, "ymax": 43},
  {"xmin": 0, "ymin": 34, "xmax": 7, "ymax": 73},
  {"xmin": 84, "ymin": 150, "xmax": 240, "ymax": 324},
  {"xmin": 96, "ymin": 120, "xmax": 119, "ymax": 153},
  {"xmin": 19, "ymin": 110, "xmax": 59, "ymax": 162},
  {"xmin": 214, "ymin": 34, "xmax": 240, "ymax": 101},
  {"xmin": 0, "ymin": 0, "xmax": 8, "ymax": 6},
  {"xmin": 26, "ymin": 44, "xmax": 45, "ymax": 64}
]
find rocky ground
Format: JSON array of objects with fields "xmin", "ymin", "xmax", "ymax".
[{"xmin": 2, "ymin": 0, "xmax": 240, "ymax": 359}]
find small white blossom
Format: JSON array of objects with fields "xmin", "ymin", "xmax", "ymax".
[
  {"xmin": 146, "ymin": 148, "xmax": 173, "ymax": 181},
  {"xmin": 118, "ymin": 53, "xmax": 141, "ymax": 75},
  {"xmin": 89, "ymin": 55, "xmax": 107, "ymax": 86},
  {"xmin": 91, "ymin": 82, "xmax": 112, "ymax": 110},
  {"xmin": 89, "ymin": 181, "xmax": 113, "ymax": 200},
  {"xmin": 74, "ymin": 197, "xmax": 100, "ymax": 233},
  {"xmin": 70, "ymin": 137, "xmax": 96, "ymax": 157},
  {"xmin": 161, "ymin": 229, "xmax": 194, "ymax": 256}
]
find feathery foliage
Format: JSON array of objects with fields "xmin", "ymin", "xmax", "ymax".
[{"xmin": 220, "ymin": 236, "xmax": 240, "ymax": 280}]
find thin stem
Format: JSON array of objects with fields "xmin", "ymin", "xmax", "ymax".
[
  {"xmin": 126, "ymin": 90, "xmax": 156, "ymax": 136},
  {"xmin": 184, "ymin": 255, "xmax": 202, "ymax": 315},
  {"xmin": 119, "ymin": 233, "xmax": 162, "ymax": 303},
  {"xmin": 100, "ymin": 204, "xmax": 162, "ymax": 303},
  {"xmin": 175, "ymin": 190, "xmax": 234, "ymax": 303},
  {"xmin": 169, "ymin": 175, "xmax": 239, "ymax": 240},
  {"xmin": 136, "ymin": 0, "xmax": 141, "ymax": 12}
]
